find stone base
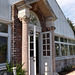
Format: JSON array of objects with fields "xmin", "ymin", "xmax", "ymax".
[{"xmin": 53, "ymin": 72, "xmax": 59, "ymax": 75}]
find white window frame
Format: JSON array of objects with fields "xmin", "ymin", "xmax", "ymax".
[{"xmin": 54, "ymin": 34, "xmax": 75, "ymax": 60}]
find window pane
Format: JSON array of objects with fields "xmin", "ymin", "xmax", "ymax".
[
  {"xmin": 47, "ymin": 33, "xmax": 50, "ymax": 38},
  {"xmin": 55, "ymin": 43, "xmax": 60, "ymax": 57},
  {"xmin": 73, "ymin": 46, "xmax": 75, "ymax": 55},
  {"xmin": 61, "ymin": 44, "xmax": 65, "ymax": 56},
  {"xmin": 30, "ymin": 36, "xmax": 33, "ymax": 42},
  {"xmin": 68, "ymin": 39, "xmax": 72, "ymax": 43},
  {"xmin": 43, "ymin": 51, "xmax": 46, "ymax": 56},
  {"xmin": 64, "ymin": 38, "xmax": 67, "ymax": 42},
  {"xmin": 0, "ymin": 37, "xmax": 7, "ymax": 63},
  {"xmin": 47, "ymin": 51, "xmax": 50, "ymax": 56},
  {"xmin": 60, "ymin": 37, "xmax": 64, "ymax": 42},
  {"xmin": 30, "ymin": 43, "xmax": 34, "ymax": 49},
  {"xmin": 43, "ymin": 40, "xmax": 46, "ymax": 44},
  {"xmin": 43, "ymin": 45, "xmax": 46, "ymax": 50},
  {"xmin": 55, "ymin": 36, "xmax": 59, "ymax": 41},
  {"xmin": 47, "ymin": 39, "xmax": 50, "ymax": 44},
  {"xmin": 30, "ymin": 51, "xmax": 34, "ymax": 57},
  {"xmin": 69, "ymin": 45, "xmax": 73, "ymax": 55},
  {"xmin": 0, "ymin": 23, "xmax": 8, "ymax": 33},
  {"xmin": 65, "ymin": 45, "xmax": 68, "ymax": 56}
]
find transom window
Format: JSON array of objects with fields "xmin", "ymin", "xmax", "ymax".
[
  {"xmin": 0, "ymin": 22, "xmax": 10, "ymax": 63},
  {"xmin": 29, "ymin": 11, "xmax": 40, "ymax": 26},
  {"xmin": 55, "ymin": 35, "xmax": 75, "ymax": 57}
]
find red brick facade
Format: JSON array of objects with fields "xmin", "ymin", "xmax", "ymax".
[{"xmin": 11, "ymin": 5, "xmax": 22, "ymax": 65}]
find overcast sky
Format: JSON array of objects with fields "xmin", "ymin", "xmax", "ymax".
[{"xmin": 56, "ymin": 0, "xmax": 75, "ymax": 25}]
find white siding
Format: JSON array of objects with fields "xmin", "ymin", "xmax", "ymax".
[
  {"xmin": 10, "ymin": 0, "xmax": 21, "ymax": 5},
  {"xmin": 47, "ymin": 0, "xmax": 74, "ymax": 38},
  {"xmin": 0, "ymin": 0, "xmax": 10, "ymax": 19}
]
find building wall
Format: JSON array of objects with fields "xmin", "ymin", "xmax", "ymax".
[
  {"xmin": 47, "ymin": 0, "xmax": 74, "ymax": 39},
  {"xmin": 11, "ymin": 5, "xmax": 22, "ymax": 64},
  {"xmin": 10, "ymin": 0, "xmax": 21, "ymax": 5},
  {"xmin": 56, "ymin": 58, "xmax": 75, "ymax": 72},
  {"xmin": 0, "ymin": 0, "xmax": 10, "ymax": 19}
]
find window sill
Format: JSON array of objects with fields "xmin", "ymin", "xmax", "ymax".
[{"xmin": 55, "ymin": 55, "xmax": 75, "ymax": 60}]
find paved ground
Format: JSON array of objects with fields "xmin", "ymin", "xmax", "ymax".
[{"xmin": 66, "ymin": 71, "xmax": 75, "ymax": 75}]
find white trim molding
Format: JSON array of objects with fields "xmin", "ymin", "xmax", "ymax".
[{"xmin": 0, "ymin": 17, "xmax": 12, "ymax": 24}]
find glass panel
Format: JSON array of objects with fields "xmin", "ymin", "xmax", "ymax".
[
  {"xmin": 55, "ymin": 36, "xmax": 59, "ymax": 41},
  {"xmin": 47, "ymin": 33, "xmax": 50, "ymax": 38},
  {"xmin": 47, "ymin": 51, "xmax": 50, "ymax": 56},
  {"xmin": 30, "ymin": 43, "xmax": 34, "ymax": 49},
  {"xmin": 43, "ymin": 51, "xmax": 46, "ymax": 56},
  {"xmin": 43, "ymin": 45, "xmax": 46, "ymax": 50},
  {"xmin": 0, "ymin": 23, "xmax": 8, "ymax": 33},
  {"xmin": 55, "ymin": 43, "xmax": 60, "ymax": 57},
  {"xmin": 47, "ymin": 39, "xmax": 50, "ymax": 44},
  {"xmin": 43, "ymin": 34, "xmax": 45, "ymax": 38},
  {"xmin": 29, "ymin": 13, "xmax": 38, "ymax": 25},
  {"xmin": 43, "ymin": 40, "xmax": 46, "ymax": 44},
  {"xmin": 30, "ymin": 51, "xmax": 34, "ymax": 57},
  {"xmin": 30, "ymin": 36, "xmax": 33, "ymax": 42},
  {"xmin": 61, "ymin": 44, "xmax": 65, "ymax": 56},
  {"xmin": 64, "ymin": 38, "xmax": 67, "ymax": 42},
  {"xmin": 69, "ymin": 45, "xmax": 73, "ymax": 55},
  {"xmin": 68, "ymin": 39, "xmax": 72, "ymax": 43},
  {"xmin": 60, "ymin": 37, "xmax": 64, "ymax": 42},
  {"xmin": 0, "ymin": 36, "xmax": 7, "ymax": 63},
  {"xmin": 65, "ymin": 45, "xmax": 68, "ymax": 56},
  {"xmin": 47, "ymin": 45, "xmax": 50, "ymax": 50},
  {"xmin": 73, "ymin": 46, "xmax": 75, "ymax": 55}
]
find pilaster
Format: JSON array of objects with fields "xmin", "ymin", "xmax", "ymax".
[{"xmin": 17, "ymin": 4, "xmax": 30, "ymax": 75}]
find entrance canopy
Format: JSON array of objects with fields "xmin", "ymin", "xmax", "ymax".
[{"xmin": 15, "ymin": 0, "xmax": 57, "ymax": 21}]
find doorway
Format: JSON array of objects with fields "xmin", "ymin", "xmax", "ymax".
[{"xmin": 28, "ymin": 25, "xmax": 40, "ymax": 75}]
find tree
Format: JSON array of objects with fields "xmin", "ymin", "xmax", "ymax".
[{"xmin": 67, "ymin": 18, "xmax": 75, "ymax": 35}]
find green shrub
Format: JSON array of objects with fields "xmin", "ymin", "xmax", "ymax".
[
  {"xmin": 61, "ymin": 65, "xmax": 73, "ymax": 72},
  {"xmin": 6, "ymin": 62, "xmax": 26, "ymax": 75}
]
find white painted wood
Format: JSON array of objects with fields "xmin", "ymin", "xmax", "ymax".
[
  {"xmin": 9, "ymin": 0, "xmax": 21, "ymax": 5},
  {"xmin": 47, "ymin": 0, "xmax": 75, "ymax": 38},
  {"xmin": 8, "ymin": 25, "xmax": 11, "ymax": 63},
  {"xmin": 28, "ymin": 31, "xmax": 30, "ymax": 75},
  {"xmin": 0, "ymin": 0, "xmax": 10, "ymax": 19},
  {"xmin": 33, "ymin": 25, "xmax": 36, "ymax": 75},
  {"xmin": 40, "ymin": 32, "xmax": 52, "ymax": 75}
]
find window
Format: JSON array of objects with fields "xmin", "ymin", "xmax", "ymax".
[
  {"xmin": 55, "ymin": 35, "xmax": 75, "ymax": 58},
  {"xmin": 0, "ymin": 37, "xmax": 7, "ymax": 63},
  {"xmin": 69, "ymin": 45, "xmax": 73, "ymax": 55},
  {"xmin": 0, "ymin": 22, "xmax": 10, "ymax": 63},
  {"xmin": 0, "ymin": 23, "xmax": 8, "ymax": 33},
  {"xmin": 60, "ymin": 37, "xmax": 64, "ymax": 42},
  {"xmin": 73, "ymin": 46, "xmax": 75, "ymax": 55},
  {"xmin": 43, "ymin": 33, "xmax": 50, "ymax": 56},
  {"xmin": 65, "ymin": 45, "xmax": 68, "ymax": 56},
  {"xmin": 55, "ymin": 43, "xmax": 60, "ymax": 57},
  {"xmin": 55, "ymin": 36, "xmax": 59, "ymax": 41},
  {"xmin": 29, "ymin": 11, "xmax": 40, "ymax": 26},
  {"xmin": 61, "ymin": 44, "xmax": 65, "ymax": 56}
]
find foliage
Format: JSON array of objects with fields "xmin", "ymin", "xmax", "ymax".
[
  {"xmin": 61, "ymin": 65, "xmax": 75, "ymax": 72},
  {"xmin": 67, "ymin": 18, "xmax": 75, "ymax": 35},
  {"xmin": 6, "ymin": 62, "xmax": 26, "ymax": 75}
]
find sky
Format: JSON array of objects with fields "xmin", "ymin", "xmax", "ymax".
[{"xmin": 56, "ymin": 0, "xmax": 75, "ymax": 25}]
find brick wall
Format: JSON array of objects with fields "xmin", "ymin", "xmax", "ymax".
[{"xmin": 11, "ymin": 4, "xmax": 22, "ymax": 65}]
